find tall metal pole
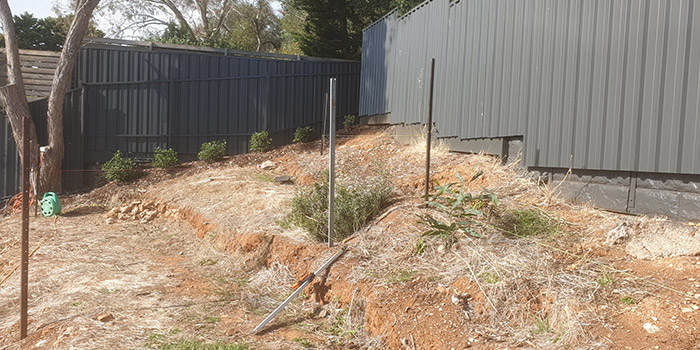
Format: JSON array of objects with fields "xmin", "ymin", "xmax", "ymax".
[
  {"xmin": 21, "ymin": 116, "xmax": 30, "ymax": 340},
  {"xmin": 328, "ymin": 78, "xmax": 337, "ymax": 248},
  {"xmin": 424, "ymin": 58, "xmax": 436, "ymax": 201},
  {"xmin": 321, "ymin": 92, "xmax": 328, "ymax": 155}
]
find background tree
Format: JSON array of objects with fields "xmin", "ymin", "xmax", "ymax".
[
  {"xmin": 224, "ymin": 0, "xmax": 281, "ymax": 52},
  {"xmin": 0, "ymin": 0, "xmax": 101, "ymax": 191},
  {"xmin": 285, "ymin": 0, "xmax": 420, "ymax": 60},
  {"xmin": 99, "ymin": 0, "xmax": 233, "ymax": 43},
  {"xmin": 0, "ymin": 12, "xmax": 104, "ymax": 51}
]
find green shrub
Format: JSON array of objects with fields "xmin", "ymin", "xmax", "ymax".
[
  {"xmin": 250, "ymin": 131, "xmax": 272, "ymax": 152},
  {"xmin": 286, "ymin": 172, "xmax": 394, "ymax": 242},
  {"xmin": 103, "ymin": 150, "xmax": 137, "ymax": 182},
  {"xmin": 153, "ymin": 147, "xmax": 179, "ymax": 168},
  {"xmin": 418, "ymin": 172, "xmax": 498, "ymax": 247},
  {"xmin": 343, "ymin": 115, "xmax": 356, "ymax": 130},
  {"xmin": 293, "ymin": 126, "xmax": 315, "ymax": 143},
  {"xmin": 198, "ymin": 140, "xmax": 227, "ymax": 163}
]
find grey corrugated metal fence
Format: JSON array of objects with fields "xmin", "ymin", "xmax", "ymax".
[
  {"xmin": 1, "ymin": 98, "xmax": 48, "ymax": 201},
  {"xmin": 361, "ymin": 0, "xmax": 700, "ymax": 175},
  {"xmin": 78, "ymin": 44, "xmax": 360, "ymax": 162},
  {"xmin": 2, "ymin": 40, "xmax": 360, "ymax": 200}
]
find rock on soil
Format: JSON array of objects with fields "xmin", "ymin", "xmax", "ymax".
[
  {"xmin": 96, "ymin": 313, "xmax": 114, "ymax": 322},
  {"xmin": 105, "ymin": 200, "xmax": 175, "ymax": 224},
  {"xmin": 626, "ymin": 223, "xmax": 700, "ymax": 258}
]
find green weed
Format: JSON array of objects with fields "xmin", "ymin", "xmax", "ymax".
[
  {"xmin": 479, "ymin": 272, "xmax": 500, "ymax": 284},
  {"xmin": 415, "ymin": 238, "xmax": 425, "ymax": 255},
  {"xmin": 386, "ymin": 269, "xmax": 416, "ymax": 283},
  {"xmin": 597, "ymin": 272, "xmax": 613, "ymax": 287},
  {"xmin": 495, "ymin": 208, "xmax": 560, "ymax": 238},
  {"xmin": 533, "ymin": 315, "xmax": 551, "ymax": 334},
  {"xmin": 199, "ymin": 259, "xmax": 217, "ymax": 266},
  {"xmin": 152, "ymin": 339, "xmax": 248, "ymax": 350},
  {"xmin": 292, "ymin": 337, "xmax": 312, "ymax": 348},
  {"xmin": 205, "ymin": 316, "xmax": 220, "ymax": 324},
  {"xmin": 251, "ymin": 172, "xmax": 275, "ymax": 183},
  {"xmin": 418, "ymin": 172, "xmax": 497, "ymax": 247},
  {"xmin": 620, "ymin": 296, "xmax": 636, "ymax": 305}
]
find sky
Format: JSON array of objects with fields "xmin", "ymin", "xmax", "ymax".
[{"xmin": 8, "ymin": 0, "xmax": 56, "ymax": 18}]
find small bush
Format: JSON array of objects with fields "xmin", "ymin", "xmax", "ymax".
[
  {"xmin": 153, "ymin": 147, "xmax": 179, "ymax": 168},
  {"xmin": 286, "ymin": 172, "xmax": 394, "ymax": 242},
  {"xmin": 198, "ymin": 140, "xmax": 227, "ymax": 163},
  {"xmin": 250, "ymin": 131, "xmax": 272, "ymax": 152},
  {"xmin": 293, "ymin": 126, "xmax": 315, "ymax": 143},
  {"xmin": 494, "ymin": 208, "xmax": 560, "ymax": 238},
  {"xmin": 418, "ymin": 172, "xmax": 498, "ymax": 247},
  {"xmin": 103, "ymin": 150, "xmax": 137, "ymax": 182},
  {"xmin": 343, "ymin": 114, "xmax": 356, "ymax": 130}
]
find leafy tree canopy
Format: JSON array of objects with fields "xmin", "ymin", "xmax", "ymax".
[{"xmin": 0, "ymin": 12, "xmax": 104, "ymax": 51}]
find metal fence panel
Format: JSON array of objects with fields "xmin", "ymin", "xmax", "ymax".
[
  {"xmin": 360, "ymin": 0, "xmax": 700, "ymax": 175},
  {"xmin": 79, "ymin": 46, "xmax": 360, "ymax": 162}
]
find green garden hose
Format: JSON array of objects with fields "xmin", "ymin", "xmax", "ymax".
[{"xmin": 40, "ymin": 192, "xmax": 62, "ymax": 217}]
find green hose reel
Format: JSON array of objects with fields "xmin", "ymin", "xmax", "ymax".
[{"xmin": 40, "ymin": 192, "xmax": 62, "ymax": 217}]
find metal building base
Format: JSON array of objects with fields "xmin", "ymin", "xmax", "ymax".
[{"xmin": 377, "ymin": 120, "xmax": 700, "ymax": 221}]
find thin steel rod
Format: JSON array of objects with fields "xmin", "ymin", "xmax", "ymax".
[
  {"xmin": 321, "ymin": 92, "xmax": 328, "ymax": 155},
  {"xmin": 20, "ymin": 116, "xmax": 30, "ymax": 340},
  {"xmin": 424, "ymin": 58, "xmax": 436, "ymax": 201},
  {"xmin": 328, "ymin": 78, "xmax": 337, "ymax": 248}
]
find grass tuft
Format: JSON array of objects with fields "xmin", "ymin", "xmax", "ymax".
[
  {"xmin": 620, "ymin": 296, "xmax": 636, "ymax": 305},
  {"xmin": 386, "ymin": 269, "xmax": 416, "ymax": 283},
  {"xmin": 494, "ymin": 208, "xmax": 560, "ymax": 238},
  {"xmin": 153, "ymin": 339, "xmax": 248, "ymax": 350}
]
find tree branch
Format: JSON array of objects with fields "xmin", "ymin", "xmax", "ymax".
[
  {"xmin": 0, "ymin": 0, "xmax": 26, "ymax": 94},
  {"xmin": 152, "ymin": 0, "xmax": 198, "ymax": 41}
]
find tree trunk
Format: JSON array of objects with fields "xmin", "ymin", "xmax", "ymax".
[
  {"xmin": 0, "ymin": 0, "xmax": 25, "ymax": 94},
  {"xmin": 0, "ymin": 0, "xmax": 40, "ymax": 176},
  {"xmin": 0, "ymin": 85, "xmax": 39, "ymax": 170},
  {"xmin": 42, "ymin": 0, "xmax": 100, "ymax": 192}
]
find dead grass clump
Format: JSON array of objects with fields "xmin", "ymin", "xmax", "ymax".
[{"xmin": 409, "ymin": 125, "xmax": 450, "ymax": 157}]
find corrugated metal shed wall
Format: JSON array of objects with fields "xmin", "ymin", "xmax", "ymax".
[
  {"xmin": 360, "ymin": 11, "xmax": 397, "ymax": 116},
  {"xmin": 79, "ymin": 47, "xmax": 361, "ymax": 161},
  {"xmin": 360, "ymin": 0, "xmax": 700, "ymax": 175}
]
